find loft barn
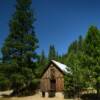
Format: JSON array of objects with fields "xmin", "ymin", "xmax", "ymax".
[{"xmin": 40, "ymin": 60, "xmax": 70, "ymax": 95}]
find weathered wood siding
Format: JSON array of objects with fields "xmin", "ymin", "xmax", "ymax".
[{"xmin": 41, "ymin": 63, "xmax": 64, "ymax": 92}]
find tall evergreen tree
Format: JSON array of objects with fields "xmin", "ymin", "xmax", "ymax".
[
  {"xmin": 1, "ymin": 0, "xmax": 38, "ymax": 96},
  {"xmin": 64, "ymin": 36, "xmax": 86, "ymax": 98},
  {"xmin": 48, "ymin": 45, "xmax": 57, "ymax": 61},
  {"xmin": 64, "ymin": 26, "xmax": 100, "ymax": 98},
  {"xmin": 83, "ymin": 26, "xmax": 100, "ymax": 97},
  {"xmin": 40, "ymin": 50, "xmax": 46, "ymax": 65},
  {"xmin": 77, "ymin": 35, "xmax": 83, "ymax": 51},
  {"xmin": 68, "ymin": 40, "xmax": 78, "ymax": 54},
  {"xmin": 36, "ymin": 50, "xmax": 47, "ymax": 77}
]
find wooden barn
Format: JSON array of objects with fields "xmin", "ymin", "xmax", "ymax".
[{"xmin": 40, "ymin": 60, "xmax": 70, "ymax": 97}]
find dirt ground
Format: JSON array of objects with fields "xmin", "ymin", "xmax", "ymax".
[
  {"xmin": 0, "ymin": 95, "xmax": 75, "ymax": 100},
  {"xmin": 8, "ymin": 94, "xmax": 67, "ymax": 100},
  {"xmin": 0, "ymin": 95, "xmax": 74, "ymax": 100},
  {"xmin": 0, "ymin": 91, "xmax": 76, "ymax": 100}
]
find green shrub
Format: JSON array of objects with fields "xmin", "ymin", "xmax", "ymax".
[{"xmin": 0, "ymin": 75, "xmax": 10, "ymax": 91}]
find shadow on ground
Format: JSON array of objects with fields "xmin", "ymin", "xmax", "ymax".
[{"xmin": 80, "ymin": 93, "xmax": 100, "ymax": 100}]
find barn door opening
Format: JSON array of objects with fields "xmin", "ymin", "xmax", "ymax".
[
  {"xmin": 50, "ymin": 79, "xmax": 56, "ymax": 91},
  {"xmin": 49, "ymin": 79, "xmax": 56, "ymax": 97}
]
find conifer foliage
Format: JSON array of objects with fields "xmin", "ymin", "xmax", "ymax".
[
  {"xmin": 1, "ymin": 0, "xmax": 39, "ymax": 96},
  {"xmin": 64, "ymin": 26, "xmax": 100, "ymax": 98}
]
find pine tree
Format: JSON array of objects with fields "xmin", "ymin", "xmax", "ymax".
[
  {"xmin": 78, "ymin": 35, "xmax": 83, "ymax": 51},
  {"xmin": 64, "ymin": 26, "xmax": 100, "ymax": 98},
  {"xmin": 48, "ymin": 45, "xmax": 57, "ymax": 61},
  {"xmin": 1, "ymin": 0, "xmax": 38, "ymax": 96},
  {"xmin": 64, "ymin": 36, "xmax": 86, "ymax": 98},
  {"xmin": 36, "ymin": 50, "xmax": 47, "ymax": 77},
  {"xmin": 68, "ymin": 40, "xmax": 78, "ymax": 54},
  {"xmin": 83, "ymin": 26, "xmax": 100, "ymax": 97},
  {"xmin": 40, "ymin": 50, "xmax": 46, "ymax": 65}
]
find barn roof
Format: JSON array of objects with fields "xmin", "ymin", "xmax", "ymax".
[
  {"xmin": 51, "ymin": 60, "xmax": 70, "ymax": 73},
  {"xmin": 41, "ymin": 60, "xmax": 70, "ymax": 77}
]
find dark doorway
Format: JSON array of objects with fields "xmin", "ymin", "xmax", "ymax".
[
  {"xmin": 50, "ymin": 79, "xmax": 56, "ymax": 91},
  {"xmin": 49, "ymin": 79, "xmax": 56, "ymax": 97}
]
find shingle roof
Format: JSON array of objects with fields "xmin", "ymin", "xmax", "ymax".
[{"xmin": 51, "ymin": 60, "xmax": 70, "ymax": 73}]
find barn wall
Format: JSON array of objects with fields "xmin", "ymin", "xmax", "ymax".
[
  {"xmin": 41, "ymin": 63, "xmax": 64, "ymax": 92},
  {"xmin": 56, "ymin": 77, "xmax": 64, "ymax": 91}
]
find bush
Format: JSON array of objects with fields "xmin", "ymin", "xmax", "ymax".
[
  {"xmin": 30, "ymin": 79, "xmax": 40, "ymax": 90},
  {"xmin": 0, "ymin": 75, "xmax": 10, "ymax": 91},
  {"xmin": 48, "ymin": 90, "xmax": 55, "ymax": 97},
  {"xmin": 81, "ymin": 93, "xmax": 100, "ymax": 100},
  {"xmin": 64, "ymin": 90, "xmax": 75, "ymax": 98}
]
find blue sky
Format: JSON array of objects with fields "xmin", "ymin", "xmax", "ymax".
[{"xmin": 0, "ymin": 0, "xmax": 100, "ymax": 56}]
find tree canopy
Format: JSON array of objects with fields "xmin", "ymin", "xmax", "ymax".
[{"xmin": 64, "ymin": 26, "xmax": 100, "ymax": 98}]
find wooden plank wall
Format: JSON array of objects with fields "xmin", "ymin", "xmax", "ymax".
[{"xmin": 41, "ymin": 63, "xmax": 64, "ymax": 92}]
